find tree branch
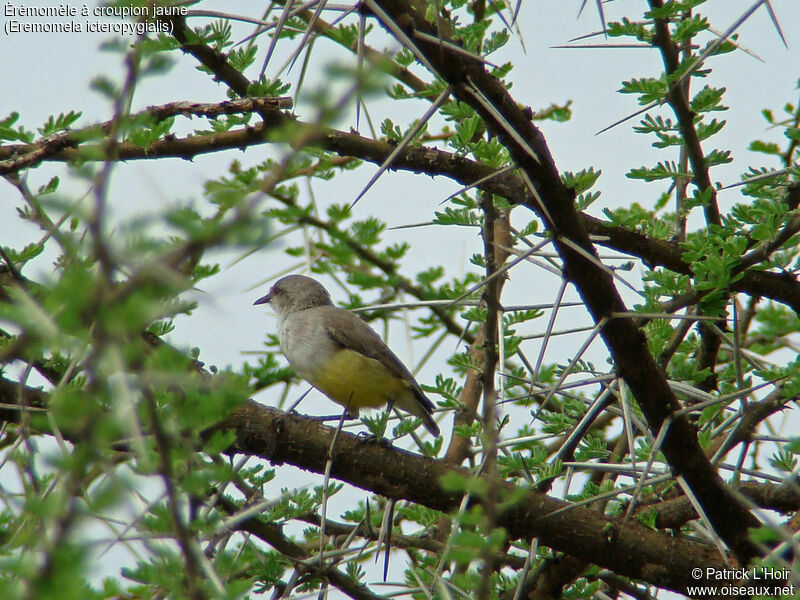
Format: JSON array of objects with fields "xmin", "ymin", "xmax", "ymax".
[
  {"xmin": 217, "ymin": 400, "xmax": 725, "ymax": 594},
  {"xmin": 6, "ymin": 112, "xmax": 798, "ymax": 315},
  {"xmin": 366, "ymin": 0, "xmax": 760, "ymax": 563}
]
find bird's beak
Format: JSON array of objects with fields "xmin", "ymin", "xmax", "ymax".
[{"xmin": 253, "ymin": 292, "xmax": 271, "ymax": 306}]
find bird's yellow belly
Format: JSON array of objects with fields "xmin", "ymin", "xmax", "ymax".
[{"xmin": 304, "ymin": 348, "xmax": 407, "ymax": 410}]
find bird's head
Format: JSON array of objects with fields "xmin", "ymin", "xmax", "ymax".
[{"xmin": 254, "ymin": 274, "xmax": 333, "ymax": 314}]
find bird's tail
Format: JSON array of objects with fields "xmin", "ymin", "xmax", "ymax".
[
  {"xmin": 398, "ymin": 385, "xmax": 440, "ymax": 437},
  {"xmin": 419, "ymin": 408, "xmax": 440, "ymax": 437}
]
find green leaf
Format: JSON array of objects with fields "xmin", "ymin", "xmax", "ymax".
[
  {"xmin": 690, "ymin": 86, "xmax": 727, "ymax": 113},
  {"xmin": 38, "ymin": 111, "xmax": 82, "ymax": 136},
  {"xmin": 619, "ymin": 77, "xmax": 667, "ymax": 105},
  {"xmin": 0, "ymin": 112, "xmax": 34, "ymax": 142},
  {"xmin": 627, "ymin": 161, "xmax": 690, "ymax": 182}
]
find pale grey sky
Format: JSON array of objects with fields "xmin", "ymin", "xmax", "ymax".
[{"xmin": 2, "ymin": 1, "xmax": 799, "ymax": 594}]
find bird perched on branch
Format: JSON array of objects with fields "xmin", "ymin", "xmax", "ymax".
[{"xmin": 254, "ymin": 275, "xmax": 440, "ymax": 437}]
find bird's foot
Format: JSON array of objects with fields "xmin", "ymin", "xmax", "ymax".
[{"xmin": 357, "ymin": 430, "xmax": 394, "ymax": 447}]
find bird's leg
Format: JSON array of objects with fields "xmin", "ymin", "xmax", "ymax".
[
  {"xmin": 337, "ymin": 398, "xmax": 352, "ymax": 435},
  {"xmin": 383, "ymin": 398, "xmax": 396, "ymax": 423}
]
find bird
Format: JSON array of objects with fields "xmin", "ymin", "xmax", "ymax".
[{"xmin": 254, "ymin": 275, "xmax": 440, "ymax": 437}]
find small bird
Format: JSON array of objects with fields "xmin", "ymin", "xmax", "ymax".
[{"xmin": 254, "ymin": 275, "xmax": 440, "ymax": 437}]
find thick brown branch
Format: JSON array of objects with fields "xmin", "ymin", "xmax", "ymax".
[
  {"xmin": 7, "ymin": 107, "xmax": 800, "ymax": 314},
  {"xmin": 581, "ymin": 215, "xmax": 800, "ymax": 315},
  {"xmin": 477, "ymin": 194, "xmax": 501, "ymax": 600},
  {"xmin": 0, "ymin": 376, "xmax": 755, "ymax": 594},
  {"xmin": 6, "ymin": 114, "xmax": 798, "ymax": 315},
  {"xmin": 648, "ymin": 4, "xmax": 725, "ymax": 393},
  {"xmin": 218, "ymin": 401, "xmax": 725, "ymax": 594},
  {"xmin": 648, "ymin": 0, "xmax": 721, "ymax": 227},
  {"xmin": 367, "ymin": 0, "xmax": 759, "ymax": 563},
  {"xmin": 636, "ymin": 479, "xmax": 800, "ymax": 529}
]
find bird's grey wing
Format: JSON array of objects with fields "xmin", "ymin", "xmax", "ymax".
[
  {"xmin": 319, "ymin": 307, "xmax": 413, "ymax": 378},
  {"xmin": 320, "ymin": 307, "xmax": 434, "ymax": 405}
]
